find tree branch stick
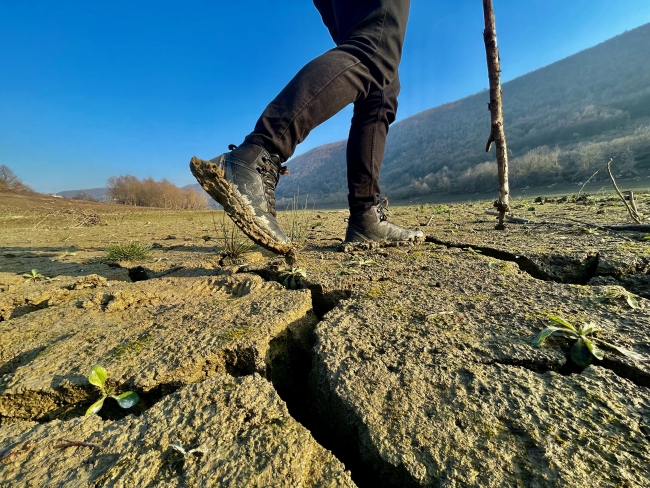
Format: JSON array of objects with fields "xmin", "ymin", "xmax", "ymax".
[
  {"xmin": 577, "ymin": 170, "xmax": 599, "ymax": 198},
  {"xmin": 483, "ymin": 0, "xmax": 510, "ymax": 230},
  {"xmin": 607, "ymin": 159, "xmax": 642, "ymax": 224}
]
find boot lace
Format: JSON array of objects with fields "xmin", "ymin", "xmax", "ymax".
[
  {"xmin": 229, "ymin": 145, "xmax": 288, "ymax": 217},
  {"xmin": 377, "ymin": 197, "xmax": 391, "ymax": 222}
]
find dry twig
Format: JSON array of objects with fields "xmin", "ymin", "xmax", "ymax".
[
  {"xmin": 577, "ymin": 169, "xmax": 599, "ymax": 198},
  {"xmin": 54, "ymin": 439, "xmax": 102, "ymax": 450},
  {"xmin": 607, "ymin": 159, "xmax": 642, "ymax": 224},
  {"xmin": 0, "ymin": 441, "xmax": 34, "ymax": 464}
]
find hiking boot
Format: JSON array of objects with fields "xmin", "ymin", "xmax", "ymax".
[
  {"xmin": 208, "ymin": 145, "xmax": 290, "ymax": 244},
  {"xmin": 344, "ymin": 203, "xmax": 424, "ymax": 243}
]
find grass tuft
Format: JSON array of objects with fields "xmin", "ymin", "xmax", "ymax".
[
  {"xmin": 105, "ymin": 242, "xmax": 152, "ymax": 262},
  {"xmin": 214, "ymin": 212, "xmax": 255, "ymax": 258}
]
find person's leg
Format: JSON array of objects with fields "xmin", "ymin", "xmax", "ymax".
[
  {"xmin": 347, "ymin": 74, "xmax": 400, "ymax": 216},
  {"xmin": 191, "ymin": 0, "xmax": 416, "ymax": 249},
  {"xmin": 238, "ymin": 0, "xmax": 410, "ymax": 163}
]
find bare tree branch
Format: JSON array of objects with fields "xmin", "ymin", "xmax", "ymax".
[
  {"xmin": 606, "ymin": 159, "xmax": 642, "ymax": 224},
  {"xmin": 482, "ymin": 0, "xmax": 510, "ymax": 230}
]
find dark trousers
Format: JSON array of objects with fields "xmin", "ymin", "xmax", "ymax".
[{"xmin": 244, "ymin": 0, "xmax": 410, "ymax": 213}]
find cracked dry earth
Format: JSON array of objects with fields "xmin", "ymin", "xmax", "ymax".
[{"xmin": 1, "ymin": 190, "xmax": 650, "ymax": 487}]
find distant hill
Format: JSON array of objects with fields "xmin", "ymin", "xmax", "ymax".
[
  {"xmin": 276, "ymin": 23, "xmax": 650, "ymax": 205},
  {"xmin": 58, "ymin": 188, "xmax": 110, "ymax": 201}
]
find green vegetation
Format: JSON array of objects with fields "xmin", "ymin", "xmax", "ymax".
[
  {"xmin": 22, "ymin": 269, "xmax": 46, "ymax": 282},
  {"xmin": 85, "ymin": 365, "xmax": 139, "ymax": 416},
  {"xmin": 109, "ymin": 336, "xmax": 153, "ymax": 358},
  {"xmin": 335, "ymin": 263, "xmax": 358, "ymax": 276},
  {"xmin": 533, "ymin": 315, "xmax": 649, "ymax": 368},
  {"xmin": 214, "ymin": 212, "xmax": 254, "ymax": 258},
  {"xmin": 600, "ymin": 290, "xmax": 640, "ymax": 309},
  {"xmin": 278, "ymin": 267, "xmax": 307, "ymax": 290},
  {"xmin": 105, "ymin": 241, "xmax": 152, "ymax": 262}
]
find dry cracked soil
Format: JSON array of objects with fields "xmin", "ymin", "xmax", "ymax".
[{"xmin": 1, "ymin": 189, "xmax": 650, "ymax": 487}]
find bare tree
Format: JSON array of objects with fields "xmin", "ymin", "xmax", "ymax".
[
  {"xmin": 483, "ymin": 0, "xmax": 510, "ymax": 229},
  {"xmin": 106, "ymin": 174, "xmax": 208, "ymax": 210},
  {"xmin": 0, "ymin": 165, "xmax": 30, "ymax": 191}
]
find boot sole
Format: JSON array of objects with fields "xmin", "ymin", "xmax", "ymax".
[
  {"xmin": 189, "ymin": 156, "xmax": 294, "ymax": 256},
  {"xmin": 344, "ymin": 224, "xmax": 424, "ymax": 244}
]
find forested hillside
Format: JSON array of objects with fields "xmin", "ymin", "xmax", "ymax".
[{"xmin": 276, "ymin": 23, "xmax": 650, "ymax": 206}]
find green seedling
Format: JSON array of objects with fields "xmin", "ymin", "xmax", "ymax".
[
  {"xmin": 278, "ymin": 267, "xmax": 307, "ymax": 290},
  {"xmin": 85, "ymin": 365, "xmax": 139, "ymax": 416},
  {"xmin": 23, "ymin": 269, "xmax": 46, "ymax": 282},
  {"xmin": 105, "ymin": 242, "xmax": 152, "ymax": 262},
  {"xmin": 600, "ymin": 290, "xmax": 640, "ymax": 309},
  {"xmin": 462, "ymin": 247, "xmax": 482, "ymax": 254},
  {"xmin": 643, "ymin": 235, "xmax": 650, "ymax": 241},
  {"xmin": 532, "ymin": 315, "xmax": 649, "ymax": 368}
]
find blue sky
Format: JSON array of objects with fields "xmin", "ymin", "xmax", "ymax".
[{"xmin": 2, "ymin": 0, "xmax": 650, "ymax": 193}]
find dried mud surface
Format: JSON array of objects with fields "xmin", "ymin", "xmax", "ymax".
[
  {"xmin": 0, "ymin": 374, "xmax": 354, "ymax": 487},
  {"xmin": 1, "ymin": 190, "xmax": 649, "ymax": 487}
]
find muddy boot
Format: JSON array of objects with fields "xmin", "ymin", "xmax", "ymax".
[
  {"xmin": 344, "ymin": 204, "xmax": 424, "ymax": 243},
  {"xmin": 205, "ymin": 144, "xmax": 290, "ymax": 244}
]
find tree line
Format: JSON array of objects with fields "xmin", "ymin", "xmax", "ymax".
[{"xmin": 107, "ymin": 175, "xmax": 209, "ymax": 209}]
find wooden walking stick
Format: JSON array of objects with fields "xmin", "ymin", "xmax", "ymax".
[{"xmin": 483, "ymin": 0, "xmax": 510, "ymax": 230}]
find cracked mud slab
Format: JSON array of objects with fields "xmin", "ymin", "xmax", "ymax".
[
  {"xmin": 0, "ymin": 273, "xmax": 315, "ymax": 423},
  {"xmin": 309, "ymin": 246, "xmax": 650, "ymax": 487},
  {"xmin": 418, "ymin": 197, "xmax": 650, "ymax": 297},
  {"xmin": 0, "ymin": 374, "xmax": 355, "ymax": 487}
]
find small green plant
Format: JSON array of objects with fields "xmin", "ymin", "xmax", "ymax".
[
  {"xmin": 105, "ymin": 242, "xmax": 152, "ymax": 262},
  {"xmin": 462, "ymin": 247, "xmax": 482, "ymax": 254},
  {"xmin": 532, "ymin": 316, "xmax": 649, "ymax": 368},
  {"xmin": 278, "ymin": 267, "xmax": 307, "ymax": 289},
  {"xmin": 214, "ymin": 212, "xmax": 254, "ymax": 258},
  {"xmin": 432, "ymin": 205, "xmax": 451, "ymax": 215},
  {"xmin": 643, "ymin": 235, "xmax": 650, "ymax": 241},
  {"xmin": 600, "ymin": 290, "xmax": 640, "ymax": 309},
  {"xmin": 23, "ymin": 269, "xmax": 46, "ymax": 282},
  {"xmin": 85, "ymin": 365, "xmax": 139, "ymax": 416}
]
